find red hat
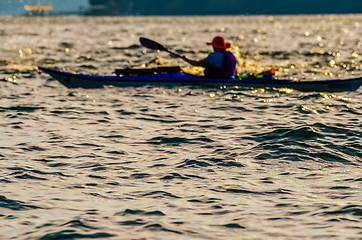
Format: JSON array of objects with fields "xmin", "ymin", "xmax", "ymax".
[{"xmin": 207, "ymin": 36, "xmax": 231, "ymax": 49}]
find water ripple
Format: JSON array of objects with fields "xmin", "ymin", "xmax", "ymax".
[
  {"xmin": 0, "ymin": 195, "xmax": 41, "ymax": 211},
  {"xmin": 38, "ymin": 231, "xmax": 115, "ymax": 240}
]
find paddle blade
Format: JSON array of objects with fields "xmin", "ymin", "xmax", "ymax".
[{"xmin": 139, "ymin": 37, "xmax": 167, "ymax": 51}]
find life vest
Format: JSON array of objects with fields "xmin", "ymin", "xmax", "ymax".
[
  {"xmin": 224, "ymin": 51, "xmax": 237, "ymax": 78},
  {"xmin": 205, "ymin": 51, "xmax": 237, "ymax": 79}
]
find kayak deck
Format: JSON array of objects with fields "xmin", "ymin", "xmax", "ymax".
[{"xmin": 38, "ymin": 66, "xmax": 362, "ymax": 92}]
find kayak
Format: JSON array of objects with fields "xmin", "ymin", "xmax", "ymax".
[{"xmin": 38, "ymin": 66, "xmax": 362, "ymax": 92}]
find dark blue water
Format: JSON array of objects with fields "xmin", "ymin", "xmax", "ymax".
[{"xmin": 0, "ymin": 15, "xmax": 361, "ymax": 239}]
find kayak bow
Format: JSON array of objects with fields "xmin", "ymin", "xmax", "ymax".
[{"xmin": 38, "ymin": 66, "xmax": 362, "ymax": 92}]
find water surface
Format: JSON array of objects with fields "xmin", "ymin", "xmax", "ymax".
[{"xmin": 0, "ymin": 15, "xmax": 361, "ymax": 239}]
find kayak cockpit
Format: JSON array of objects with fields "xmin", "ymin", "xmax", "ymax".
[{"xmin": 115, "ymin": 66, "xmax": 181, "ymax": 77}]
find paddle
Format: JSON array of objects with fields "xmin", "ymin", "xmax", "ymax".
[{"xmin": 139, "ymin": 37, "xmax": 185, "ymax": 59}]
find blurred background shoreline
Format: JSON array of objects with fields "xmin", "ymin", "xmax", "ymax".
[{"xmin": 1, "ymin": 0, "xmax": 361, "ymax": 16}]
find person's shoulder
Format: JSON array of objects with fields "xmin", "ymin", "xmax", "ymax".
[
  {"xmin": 226, "ymin": 51, "xmax": 236, "ymax": 57},
  {"xmin": 208, "ymin": 52, "xmax": 224, "ymax": 57},
  {"xmin": 206, "ymin": 52, "xmax": 224, "ymax": 67},
  {"xmin": 206, "ymin": 52, "xmax": 223, "ymax": 61},
  {"xmin": 226, "ymin": 51, "xmax": 237, "ymax": 59}
]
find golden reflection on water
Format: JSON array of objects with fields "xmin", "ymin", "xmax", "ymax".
[
  {"xmin": 251, "ymin": 88, "xmax": 265, "ymax": 94},
  {"xmin": 301, "ymin": 105, "xmax": 319, "ymax": 114},
  {"xmin": 321, "ymin": 93, "xmax": 351, "ymax": 102},
  {"xmin": 337, "ymin": 96, "xmax": 351, "ymax": 102},
  {"xmin": 322, "ymin": 93, "xmax": 333, "ymax": 100},
  {"xmin": 351, "ymin": 52, "xmax": 359, "ymax": 58},
  {"xmin": 6, "ymin": 77, "xmax": 16, "ymax": 83},
  {"xmin": 6, "ymin": 64, "xmax": 35, "ymax": 72},
  {"xmin": 309, "ymin": 127, "xmax": 318, "ymax": 133},
  {"xmin": 26, "ymin": 48, "xmax": 33, "ymax": 55},
  {"xmin": 329, "ymin": 60, "xmax": 336, "ymax": 68},
  {"xmin": 278, "ymin": 88, "xmax": 294, "ymax": 94},
  {"xmin": 1, "ymin": 76, "xmax": 17, "ymax": 84},
  {"xmin": 18, "ymin": 49, "xmax": 23, "ymax": 57}
]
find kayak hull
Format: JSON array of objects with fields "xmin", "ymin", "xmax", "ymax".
[{"xmin": 38, "ymin": 67, "xmax": 362, "ymax": 92}]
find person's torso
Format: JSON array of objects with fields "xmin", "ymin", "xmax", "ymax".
[
  {"xmin": 206, "ymin": 52, "xmax": 224, "ymax": 68},
  {"xmin": 205, "ymin": 52, "xmax": 236, "ymax": 78}
]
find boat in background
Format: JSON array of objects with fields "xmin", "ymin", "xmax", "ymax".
[
  {"xmin": 38, "ymin": 66, "xmax": 362, "ymax": 92},
  {"xmin": 24, "ymin": 5, "xmax": 53, "ymax": 16}
]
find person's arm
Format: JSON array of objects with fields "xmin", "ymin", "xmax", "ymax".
[{"xmin": 182, "ymin": 56, "xmax": 210, "ymax": 68}]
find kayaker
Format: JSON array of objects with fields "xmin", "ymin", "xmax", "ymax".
[{"xmin": 183, "ymin": 36, "xmax": 237, "ymax": 79}]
